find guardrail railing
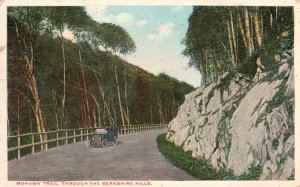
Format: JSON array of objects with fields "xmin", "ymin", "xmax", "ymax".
[{"xmin": 8, "ymin": 124, "xmax": 167, "ymax": 159}]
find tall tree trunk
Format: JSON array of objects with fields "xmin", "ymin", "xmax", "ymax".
[
  {"xmin": 78, "ymin": 48, "xmax": 91, "ymax": 127},
  {"xmin": 115, "ymin": 66, "xmax": 125, "ymax": 127},
  {"xmin": 92, "ymin": 109, "xmax": 97, "ymax": 127},
  {"xmin": 244, "ymin": 7, "xmax": 253, "ymax": 56},
  {"xmin": 59, "ymin": 28, "xmax": 66, "ymax": 129},
  {"xmin": 122, "ymin": 110, "xmax": 130, "ymax": 125},
  {"xmin": 236, "ymin": 17, "xmax": 239, "ymax": 65},
  {"xmin": 77, "ymin": 74, "xmax": 86, "ymax": 128},
  {"xmin": 90, "ymin": 93, "xmax": 102, "ymax": 127},
  {"xmin": 250, "ymin": 15, "xmax": 255, "ymax": 53},
  {"xmin": 100, "ymin": 85, "xmax": 114, "ymax": 127},
  {"xmin": 157, "ymin": 92, "xmax": 163, "ymax": 124},
  {"xmin": 238, "ymin": 12, "xmax": 248, "ymax": 50},
  {"xmin": 230, "ymin": 11, "xmax": 237, "ymax": 65},
  {"xmin": 81, "ymin": 101, "xmax": 87, "ymax": 128},
  {"xmin": 205, "ymin": 49, "xmax": 209, "ymax": 84},
  {"xmin": 260, "ymin": 14, "xmax": 264, "ymax": 41},
  {"xmin": 111, "ymin": 100, "xmax": 117, "ymax": 127},
  {"xmin": 172, "ymin": 95, "xmax": 176, "ymax": 118},
  {"xmin": 270, "ymin": 13, "xmax": 273, "ymax": 29},
  {"xmin": 17, "ymin": 94, "xmax": 20, "ymax": 135},
  {"xmin": 212, "ymin": 48, "xmax": 218, "ymax": 81},
  {"xmin": 254, "ymin": 9, "xmax": 264, "ymax": 71},
  {"xmin": 276, "ymin": 6, "xmax": 278, "ymax": 21},
  {"xmin": 124, "ymin": 66, "xmax": 130, "ymax": 125},
  {"xmin": 28, "ymin": 105, "xmax": 32, "ymax": 133},
  {"xmin": 254, "ymin": 9, "xmax": 263, "ymax": 47},
  {"xmin": 32, "ymin": 80, "xmax": 47, "ymax": 145},
  {"xmin": 14, "ymin": 18, "xmax": 47, "ymax": 142},
  {"xmin": 220, "ymin": 41, "xmax": 232, "ymax": 64},
  {"xmin": 90, "ymin": 66, "xmax": 114, "ymax": 127},
  {"xmin": 227, "ymin": 20, "xmax": 235, "ymax": 66},
  {"xmin": 102, "ymin": 95, "xmax": 114, "ymax": 126},
  {"xmin": 52, "ymin": 90, "xmax": 59, "ymax": 130}
]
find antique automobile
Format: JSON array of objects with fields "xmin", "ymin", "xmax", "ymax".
[{"xmin": 89, "ymin": 127, "xmax": 118, "ymax": 148}]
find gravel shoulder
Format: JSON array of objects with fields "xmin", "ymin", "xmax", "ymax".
[{"xmin": 8, "ymin": 129, "xmax": 195, "ymax": 181}]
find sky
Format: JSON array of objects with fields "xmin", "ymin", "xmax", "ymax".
[{"xmin": 84, "ymin": 6, "xmax": 200, "ymax": 87}]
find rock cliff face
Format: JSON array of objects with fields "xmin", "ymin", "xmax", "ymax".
[{"xmin": 166, "ymin": 51, "xmax": 294, "ymax": 180}]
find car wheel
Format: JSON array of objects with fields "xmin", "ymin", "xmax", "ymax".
[
  {"xmin": 112, "ymin": 136, "xmax": 118, "ymax": 145},
  {"xmin": 101, "ymin": 139, "xmax": 108, "ymax": 148},
  {"xmin": 89, "ymin": 140, "xmax": 96, "ymax": 148}
]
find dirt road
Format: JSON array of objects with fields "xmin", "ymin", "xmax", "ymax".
[{"xmin": 8, "ymin": 129, "xmax": 195, "ymax": 181}]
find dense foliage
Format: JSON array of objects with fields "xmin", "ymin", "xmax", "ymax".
[
  {"xmin": 183, "ymin": 6, "xmax": 293, "ymax": 85},
  {"xmin": 7, "ymin": 7, "xmax": 193, "ymax": 136},
  {"xmin": 157, "ymin": 134, "xmax": 262, "ymax": 180}
]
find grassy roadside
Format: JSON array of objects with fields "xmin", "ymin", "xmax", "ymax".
[{"xmin": 156, "ymin": 133, "xmax": 262, "ymax": 180}]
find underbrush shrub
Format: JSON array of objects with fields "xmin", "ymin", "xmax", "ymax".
[{"xmin": 157, "ymin": 133, "xmax": 262, "ymax": 180}]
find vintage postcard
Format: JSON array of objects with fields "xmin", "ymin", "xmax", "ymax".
[{"xmin": 0, "ymin": 0, "xmax": 299, "ymax": 187}]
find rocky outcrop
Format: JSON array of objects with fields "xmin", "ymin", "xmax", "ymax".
[{"xmin": 166, "ymin": 51, "xmax": 294, "ymax": 180}]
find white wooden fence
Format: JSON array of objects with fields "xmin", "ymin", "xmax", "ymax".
[{"xmin": 8, "ymin": 124, "xmax": 167, "ymax": 159}]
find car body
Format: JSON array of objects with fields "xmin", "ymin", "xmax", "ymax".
[{"xmin": 89, "ymin": 128, "xmax": 118, "ymax": 148}]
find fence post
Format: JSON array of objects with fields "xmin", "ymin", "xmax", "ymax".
[
  {"xmin": 73, "ymin": 130, "xmax": 76, "ymax": 143},
  {"xmin": 65, "ymin": 131, "xmax": 68, "ymax": 146},
  {"xmin": 87, "ymin": 129, "xmax": 89, "ymax": 141},
  {"xmin": 17, "ymin": 136, "xmax": 21, "ymax": 159},
  {"xmin": 31, "ymin": 134, "xmax": 35, "ymax": 154},
  {"xmin": 45, "ymin": 133, "xmax": 48, "ymax": 150},
  {"xmin": 56, "ymin": 132, "xmax": 59, "ymax": 147},
  {"xmin": 80, "ymin": 130, "xmax": 83, "ymax": 142}
]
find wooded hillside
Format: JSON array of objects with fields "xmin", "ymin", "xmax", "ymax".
[
  {"xmin": 183, "ymin": 6, "xmax": 293, "ymax": 85},
  {"xmin": 7, "ymin": 7, "xmax": 194, "ymax": 136}
]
